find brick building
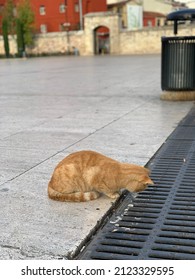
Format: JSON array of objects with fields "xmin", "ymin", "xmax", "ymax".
[
  {"xmin": 143, "ymin": 11, "xmax": 166, "ymax": 27},
  {"xmin": 0, "ymin": 0, "xmax": 107, "ymax": 33}
]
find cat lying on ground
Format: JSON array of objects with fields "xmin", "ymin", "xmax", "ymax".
[{"xmin": 48, "ymin": 150, "xmax": 154, "ymax": 202}]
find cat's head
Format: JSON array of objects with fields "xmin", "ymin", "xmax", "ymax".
[{"xmin": 127, "ymin": 174, "xmax": 154, "ymax": 193}]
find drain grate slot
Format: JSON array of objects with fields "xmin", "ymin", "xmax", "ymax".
[
  {"xmin": 170, "ymin": 127, "xmax": 195, "ymax": 140},
  {"xmin": 159, "ymin": 231, "xmax": 195, "ymax": 240},
  {"xmin": 155, "ymin": 237, "xmax": 195, "ymax": 247},
  {"xmin": 77, "ymin": 106, "xmax": 195, "ymax": 260}
]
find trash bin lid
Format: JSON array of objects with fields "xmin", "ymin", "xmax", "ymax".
[{"xmin": 167, "ymin": 9, "xmax": 195, "ymax": 21}]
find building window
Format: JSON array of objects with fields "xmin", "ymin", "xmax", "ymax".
[
  {"xmin": 59, "ymin": 4, "xmax": 66, "ymax": 13},
  {"xmin": 13, "ymin": 6, "xmax": 17, "ymax": 17},
  {"xmin": 40, "ymin": 24, "xmax": 47, "ymax": 33},
  {"xmin": 0, "ymin": 4, "xmax": 4, "ymax": 15},
  {"xmin": 59, "ymin": 23, "xmax": 64, "ymax": 31},
  {"xmin": 40, "ymin": 5, "xmax": 46, "ymax": 15},
  {"xmin": 74, "ymin": 3, "xmax": 79, "ymax": 13}
]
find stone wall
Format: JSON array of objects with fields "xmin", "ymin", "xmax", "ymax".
[
  {"xmin": 119, "ymin": 25, "xmax": 195, "ymax": 55},
  {"xmin": 84, "ymin": 12, "xmax": 120, "ymax": 55},
  {"xmin": 0, "ymin": 31, "xmax": 85, "ymax": 57},
  {"xmin": 0, "ymin": 19, "xmax": 195, "ymax": 57},
  {"xmin": 30, "ymin": 31, "xmax": 85, "ymax": 55},
  {"xmin": 0, "ymin": 35, "xmax": 17, "ymax": 56}
]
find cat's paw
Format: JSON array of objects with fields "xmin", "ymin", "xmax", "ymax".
[{"xmin": 106, "ymin": 192, "xmax": 120, "ymax": 199}]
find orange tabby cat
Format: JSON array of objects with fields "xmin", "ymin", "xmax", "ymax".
[{"xmin": 48, "ymin": 150, "xmax": 154, "ymax": 202}]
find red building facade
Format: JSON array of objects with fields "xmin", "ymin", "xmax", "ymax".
[
  {"xmin": 0, "ymin": 0, "xmax": 107, "ymax": 33},
  {"xmin": 143, "ymin": 11, "xmax": 166, "ymax": 27}
]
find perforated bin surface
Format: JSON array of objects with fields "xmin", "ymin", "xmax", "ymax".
[
  {"xmin": 77, "ymin": 107, "xmax": 195, "ymax": 260},
  {"xmin": 161, "ymin": 36, "xmax": 195, "ymax": 91}
]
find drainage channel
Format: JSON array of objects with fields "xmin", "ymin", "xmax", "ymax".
[{"xmin": 76, "ymin": 106, "xmax": 195, "ymax": 260}]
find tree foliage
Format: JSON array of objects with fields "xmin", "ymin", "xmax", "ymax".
[
  {"xmin": 2, "ymin": 19, "xmax": 10, "ymax": 57},
  {"xmin": 1, "ymin": 0, "xmax": 35, "ymax": 57},
  {"xmin": 17, "ymin": 0, "xmax": 35, "ymax": 47},
  {"xmin": 1, "ymin": 0, "xmax": 15, "ymax": 57},
  {"xmin": 2, "ymin": 0, "xmax": 15, "ymax": 35}
]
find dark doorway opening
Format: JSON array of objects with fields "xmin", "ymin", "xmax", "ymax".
[{"xmin": 94, "ymin": 26, "xmax": 110, "ymax": 55}]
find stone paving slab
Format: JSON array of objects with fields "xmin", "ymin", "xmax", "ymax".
[{"xmin": 0, "ymin": 55, "xmax": 193, "ymax": 259}]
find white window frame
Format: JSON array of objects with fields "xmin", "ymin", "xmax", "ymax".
[
  {"xmin": 40, "ymin": 24, "xmax": 47, "ymax": 33},
  {"xmin": 40, "ymin": 5, "xmax": 46, "ymax": 15},
  {"xmin": 74, "ymin": 3, "xmax": 79, "ymax": 13},
  {"xmin": 59, "ymin": 4, "xmax": 66, "ymax": 13}
]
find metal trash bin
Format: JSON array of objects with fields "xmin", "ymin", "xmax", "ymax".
[
  {"xmin": 161, "ymin": 9, "xmax": 195, "ymax": 91},
  {"xmin": 161, "ymin": 36, "xmax": 195, "ymax": 90}
]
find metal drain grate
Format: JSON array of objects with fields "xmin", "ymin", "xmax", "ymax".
[{"xmin": 77, "ymin": 106, "xmax": 195, "ymax": 260}]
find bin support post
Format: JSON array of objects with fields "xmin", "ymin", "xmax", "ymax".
[{"xmin": 174, "ymin": 20, "xmax": 178, "ymax": 35}]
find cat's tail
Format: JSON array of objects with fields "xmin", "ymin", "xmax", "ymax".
[{"xmin": 48, "ymin": 182, "xmax": 100, "ymax": 202}]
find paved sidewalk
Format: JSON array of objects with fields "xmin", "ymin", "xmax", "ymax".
[{"xmin": 0, "ymin": 55, "xmax": 193, "ymax": 259}]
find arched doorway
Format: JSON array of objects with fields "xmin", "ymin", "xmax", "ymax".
[{"xmin": 94, "ymin": 26, "xmax": 110, "ymax": 55}]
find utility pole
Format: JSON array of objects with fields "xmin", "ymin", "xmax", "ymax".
[{"xmin": 79, "ymin": 0, "xmax": 83, "ymax": 30}]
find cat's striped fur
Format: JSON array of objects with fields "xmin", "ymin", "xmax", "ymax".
[{"xmin": 48, "ymin": 150, "xmax": 154, "ymax": 202}]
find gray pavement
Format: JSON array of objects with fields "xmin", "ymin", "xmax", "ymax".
[{"xmin": 0, "ymin": 55, "xmax": 193, "ymax": 259}]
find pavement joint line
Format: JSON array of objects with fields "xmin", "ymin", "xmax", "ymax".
[
  {"xmin": 0, "ymin": 98, "xmax": 153, "ymax": 187},
  {"xmin": 1, "ymin": 56, "xmax": 193, "ymax": 260},
  {"xmin": 0, "ymin": 120, "xmax": 51, "ymax": 141},
  {"xmin": 0, "ymin": 243, "xmax": 64, "ymax": 259},
  {"xmin": 76, "ymin": 105, "xmax": 195, "ymax": 260}
]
